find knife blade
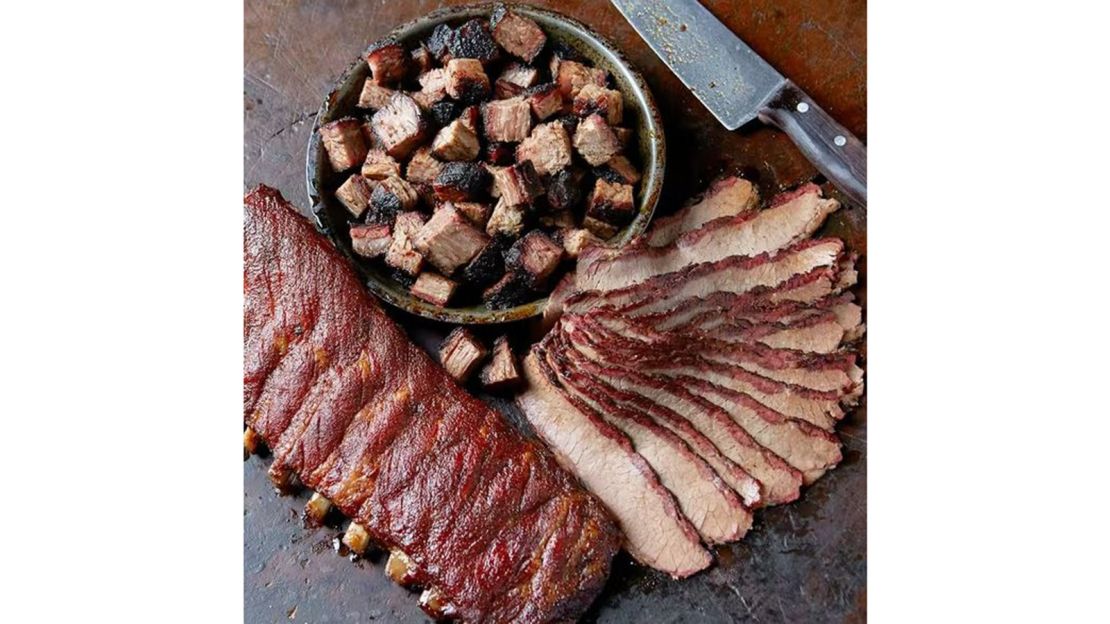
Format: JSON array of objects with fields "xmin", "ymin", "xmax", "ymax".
[{"xmin": 611, "ymin": 0, "xmax": 867, "ymax": 208}]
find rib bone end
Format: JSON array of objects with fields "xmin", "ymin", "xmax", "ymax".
[
  {"xmin": 385, "ymin": 549, "xmax": 418, "ymax": 586},
  {"xmin": 303, "ymin": 492, "xmax": 333, "ymax": 527},
  {"xmin": 342, "ymin": 522, "xmax": 372, "ymax": 555}
]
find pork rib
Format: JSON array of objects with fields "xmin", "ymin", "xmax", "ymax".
[{"xmin": 243, "ymin": 186, "xmax": 620, "ymax": 623}]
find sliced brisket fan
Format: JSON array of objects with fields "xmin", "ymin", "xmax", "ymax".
[
  {"xmin": 243, "ymin": 186, "xmax": 620, "ymax": 623},
  {"xmin": 642, "ymin": 176, "xmax": 759, "ymax": 247},
  {"xmin": 573, "ymin": 184, "xmax": 839, "ymax": 294},
  {"xmin": 518, "ymin": 352, "xmax": 712, "ymax": 578}
]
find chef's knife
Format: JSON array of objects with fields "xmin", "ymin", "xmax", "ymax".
[{"xmin": 610, "ymin": 0, "xmax": 867, "ymax": 208}]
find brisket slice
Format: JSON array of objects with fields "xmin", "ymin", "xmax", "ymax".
[
  {"xmin": 538, "ymin": 342, "xmax": 752, "ymax": 544},
  {"xmin": 243, "ymin": 186, "xmax": 620, "ymax": 623},
  {"xmin": 559, "ymin": 238, "xmax": 845, "ymax": 320},
  {"xmin": 574, "ymin": 184, "xmax": 839, "ymax": 294},
  {"xmin": 642, "ymin": 176, "xmax": 759, "ymax": 247},
  {"xmin": 561, "ymin": 320, "xmax": 803, "ymax": 505},
  {"xmin": 518, "ymin": 353, "xmax": 712, "ymax": 578}
]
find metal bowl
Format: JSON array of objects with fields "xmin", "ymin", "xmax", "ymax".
[{"xmin": 306, "ymin": 2, "xmax": 665, "ymax": 324}]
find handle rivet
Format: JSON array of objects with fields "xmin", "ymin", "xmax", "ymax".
[
  {"xmin": 834, "ymin": 135, "xmax": 847, "ymax": 146},
  {"xmin": 796, "ymin": 102, "xmax": 810, "ymax": 113}
]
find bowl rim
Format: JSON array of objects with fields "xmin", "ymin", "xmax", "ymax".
[{"xmin": 306, "ymin": 1, "xmax": 665, "ymax": 324}]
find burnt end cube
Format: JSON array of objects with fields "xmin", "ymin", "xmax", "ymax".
[
  {"xmin": 485, "ymin": 165, "xmax": 506, "ymax": 198},
  {"xmin": 494, "ymin": 79, "xmax": 525, "ymax": 100},
  {"xmin": 429, "ymin": 100, "xmax": 462, "ymax": 127},
  {"xmin": 445, "ymin": 58, "xmax": 491, "ymax": 104},
  {"xmin": 573, "ymin": 114, "xmax": 622, "ymax": 166},
  {"xmin": 485, "ymin": 197, "xmax": 527, "ymax": 238},
  {"xmin": 582, "ymin": 215, "xmax": 620, "ymax": 240},
  {"xmin": 364, "ymin": 41, "xmax": 410, "ymax": 86},
  {"xmin": 368, "ymin": 176, "xmax": 419, "ymax": 223},
  {"xmin": 545, "ymin": 167, "xmax": 587, "ymax": 212},
  {"xmin": 439, "ymin": 327, "xmax": 489, "ymax": 382},
  {"xmin": 526, "ymin": 83, "xmax": 564, "ymax": 121},
  {"xmin": 504, "ymin": 231, "xmax": 564, "ymax": 287},
  {"xmin": 385, "ymin": 212, "xmax": 426, "ymax": 276},
  {"xmin": 370, "ymin": 93, "xmax": 430, "ymax": 159},
  {"xmin": 454, "ymin": 201, "xmax": 493, "ymax": 227},
  {"xmin": 426, "ymin": 24, "xmax": 455, "ymax": 62},
  {"xmin": 414, "ymin": 183, "xmax": 438, "ymax": 211},
  {"xmin": 558, "ymin": 227, "xmax": 603, "ymax": 258},
  {"xmin": 479, "ymin": 336, "xmax": 523, "ymax": 392},
  {"xmin": 433, "ymin": 161, "xmax": 490, "ymax": 202},
  {"xmin": 320, "ymin": 117, "xmax": 369, "ymax": 172},
  {"xmin": 538, "ymin": 208, "xmax": 575, "ymax": 229},
  {"xmin": 447, "ymin": 18, "xmax": 501, "ymax": 65},
  {"xmin": 484, "ymin": 142, "xmax": 516, "ymax": 166},
  {"xmin": 361, "ymin": 149, "xmax": 401, "ymax": 180},
  {"xmin": 587, "ymin": 178, "xmax": 635, "ymax": 226},
  {"xmin": 490, "ymin": 5, "xmax": 547, "ymax": 62},
  {"xmin": 410, "ymin": 44, "xmax": 435, "ymax": 74},
  {"xmin": 482, "ymin": 271, "xmax": 535, "ymax": 310},
  {"xmin": 499, "ymin": 62, "xmax": 541, "ymax": 89},
  {"xmin": 413, "ymin": 204, "xmax": 490, "ymax": 275},
  {"xmin": 573, "ymin": 83, "xmax": 624, "ymax": 125},
  {"xmin": 411, "ymin": 272, "xmax": 458, "ymax": 307},
  {"xmin": 335, "ymin": 174, "xmax": 375, "ymax": 219},
  {"xmin": 516, "ymin": 122, "xmax": 573, "ymax": 176},
  {"xmin": 350, "ymin": 223, "xmax": 393, "ymax": 258},
  {"xmin": 406, "ymin": 147, "xmax": 444, "ymax": 186},
  {"xmin": 412, "ymin": 68, "xmax": 449, "ymax": 110},
  {"xmin": 431, "ymin": 118, "xmax": 479, "ymax": 161},
  {"xmin": 551, "ymin": 114, "xmax": 580, "ymax": 135},
  {"xmin": 555, "ymin": 60, "xmax": 608, "ymax": 100},
  {"xmin": 458, "ymin": 104, "xmax": 481, "ymax": 133},
  {"xmin": 462, "ymin": 237, "xmax": 509, "ymax": 287},
  {"xmin": 595, "ymin": 154, "xmax": 641, "ymax": 185},
  {"xmin": 358, "ymin": 80, "xmax": 397, "ymax": 110},
  {"xmin": 481, "ymin": 97, "xmax": 532, "ymax": 143},
  {"xmin": 492, "ymin": 161, "xmax": 545, "ymax": 208}
]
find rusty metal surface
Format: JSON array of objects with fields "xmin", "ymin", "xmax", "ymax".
[{"xmin": 245, "ymin": 1, "xmax": 866, "ymax": 621}]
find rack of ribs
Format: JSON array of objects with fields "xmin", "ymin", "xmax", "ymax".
[{"xmin": 243, "ymin": 185, "xmax": 620, "ymax": 623}]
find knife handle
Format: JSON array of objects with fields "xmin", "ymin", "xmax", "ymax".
[{"xmin": 759, "ymin": 81, "xmax": 867, "ymax": 208}]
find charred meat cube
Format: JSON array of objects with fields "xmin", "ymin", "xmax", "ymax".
[
  {"xmin": 447, "ymin": 18, "xmax": 501, "ymax": 65},
  {"xmin": 439, "ymin": 327, "xmax": 488, "ymax": 382},
  {"xmin": 368, "ymin": 175, "xmax": 419, "ymax": 223},
  {"xmin": 595, "ymin": 154, "xmax": 641, "ymax": 185},
  {"xmin": 573, "ymin": 83, "xmax": 624, "ymax": 125},
  {"xmin": 454, "ymin": 201, "xmax": 493, "ymax": 227},
  {"xmin": 505, "ymin": 230, "xmax": 564, "ymax": 287},
  {"xmin": 433, "ymin": 161, "xmax": 490, "ymax": 202},
  {"xmin": 583, "ymin": 215, "xmax": 619, "ymax": 240},
  {"xmin": 357, "ymin": 80, "xmax": 397, "ymax": 110},
  {"xmin": 491, "ymin": 161, "xmax": 544, "ymax": 207},
  {"xmin": 350, "ymin": 223, "xmax": 393, "ymax": 258},
  {"xmin": 370, "ymin": 93, "xmax": 429, "ymax": 159},
  {"xmin": 481, "ymin": 97, "xmax": 532, "ymax": 142},
  {"xmin": 411, "ymin": 272, "xmax": 458, "ymax": 307},
  {"xmin": 499, "ymin": 62, "xmax": 540, "ymax": 89},
  {"xmin": 587, "ymin": 178, "xmax": 635, "ymax": 226},
  {"xmin": 555, "ymin": 59, "xmax": 607, "ymax": 100},
  {"xmin": 428, "ymin": 100, "xmax": 461, "ymax": 127},
  {"xmin": 525, "ymin": 83, "xmax": 564, "ymax": 121},
  {"xmin": 361, "ymin": 148, "xmax": 401, "ymax": 180},
  {"xmin": 445, "ymin": 58, "xmax": 491, "ymax": 104},
  {"xmin": 364, "ymin": 41, "xmax": 409, "ymax": 86},
  {"xmin": 485, "ymin": 197, "xmax": 527, "ymax": 238},
  {"xmin": 458, "ymin": 104, "xmax": 481, "ymax": 133},
  {"xmin": 412, "ymin": 68, "xmax": 449, "ymax": 110},
  {"xmin": 413, "ymin": 204, "xmax": 490, "ymax": 275},
  {"xmin": 479, "ymin": 336, "xmax": 523, "ymax": 392},
  {"xmin": 494, "ymin": 79, "xmax": 525, "ymax": 100},
  {"xmin": 551, "ymin": 114, "xmax": 580, "ymax": 135},
  {"xmin": 385, "ymin": 212, "xmax": 426, "ymax": 276},
  {"xmin": 335, "ymin": 174, "xmax": 375, "ymax": 219},
  {"xmin": 426, "ymin": 24, "xmax": 455, "ymax": 62},
  {"xmin": 485, "ymin": 165, "xmax": 506, "ymax": 198},
  {"xmin": 319, "ymin": 117, "xmax": 368, "ymax": 172},
  {"xmin": 406, "ymin": 147, "xmax": 444, "ymax": 185},
  {"xmin": 490, "ymin": 6, "xmax": 547, "ymax": 62},
  {"xmin": 545, "ymin": 166, "xmax": 587, "ymax": 212},
  {"xmin": 410, "ymin": 44, "xmax": 435, "ymax": 74},
  {"xmin": 462, "ymin": 236, "xmax": 509, "ymax": 287},
  {"xmin": 482, "ymin": 271, "xmax": 534, "ymax": 309},
  {"xmin": 431, "ymin": 118, "xmax": 480, "ymax": 161},
  {"xmin": 516, "ymin": 122, "xmax": 572, "ymax": 176},
  {"xmin": 573, "ymin": 114, "xmax": 622, "ymax": 166},
  {"xmin": 484, "ymin": 142, "xmax": 516, "ymax": 166},
  {"xmin": 538, "ymin": 208, "xmax": 575, "ymax": 229},
  {"xmin": 558, "ymin": 227, "xmax": 603, "ymax": 258}
]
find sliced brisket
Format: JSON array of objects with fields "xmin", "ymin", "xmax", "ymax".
[{"xmin": 643, "ymin": 176, "xmax": 759, "ymax": 247}]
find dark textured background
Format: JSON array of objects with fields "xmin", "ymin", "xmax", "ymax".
[{"xmin": 245, "ymin": 1, "xmax": 866, "ymax": 621}]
